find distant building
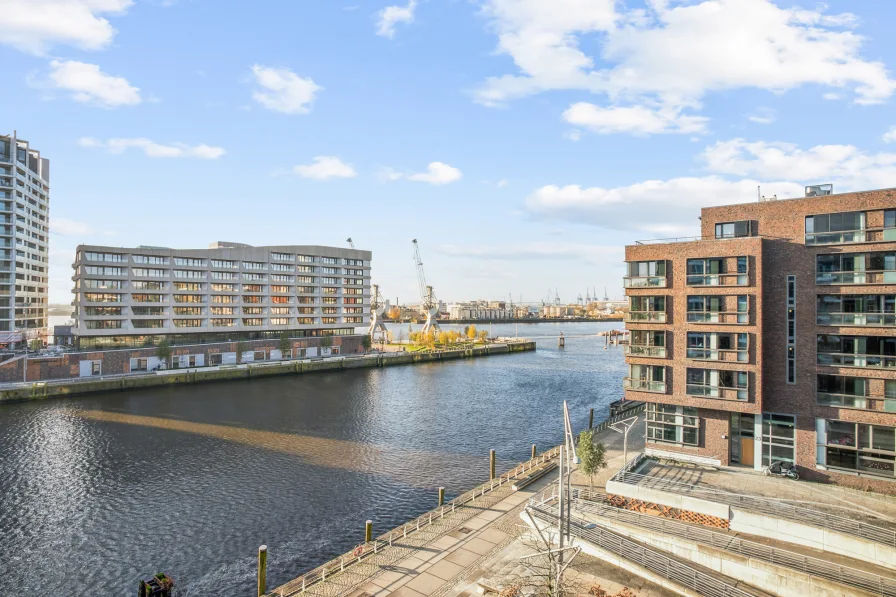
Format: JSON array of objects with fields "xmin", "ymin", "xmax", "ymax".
[
  {"xmin": 448, "ymin": 301, "xmax": 514, "ymax": 320},
  {"xmin": 0, "ymin": 133, "xmax": 50, "ymax": 348},
  {"xmin": 71, "ymin": 242, "xmax": 371, "ymax": 350},
  {"xmin": 53, "ymin": 325, "xmax": 74, "ymax": 347}
]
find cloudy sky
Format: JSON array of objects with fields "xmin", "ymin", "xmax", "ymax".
[{"xmin": 2, "ymin": 0, "xmax": 896, "ymax": 305}]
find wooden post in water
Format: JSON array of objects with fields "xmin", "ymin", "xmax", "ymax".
[
  {"xmin": 490, "ymin": 449, "xmax": 496, "ymax": 479},
  {"xmin": 589, "ymin": 408, "xmax": 594, "ymax": 429},
  {"xmin": 438, "ymin": 487, "xmax": 445, "ymax": 506},
  {"xmin": 558, "ymin": 332, "xmax": 565, "ymax": 348},
  {"xmin": 365, "ymin": 520, "xmax": 373, "ymax": 542},
  {"xmin": 257, "ymin": 545, "xmax": 267, "ymax": 597},
  {"xmin": 531, "ymin": 444, "xmax": 537, "ymax": 459}
]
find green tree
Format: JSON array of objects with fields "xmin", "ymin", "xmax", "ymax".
[
  {"xmin": 29, "ymin": 338, "xmax": 42, "ymax": 351},
  {"xmin": 279, "ymin": 332, "xmax": 291, "ymax": 358},
  {"xmin": 361, "ymin": 335, "xmax": 372, "ymax": 353},
  {"xmin": 320, "ymin": 335, "xmax": 334, "ymax": 353},
  {"xmin": 235, "ymin": 340, "xmax": 247, "ymax": 364},
  {"xmin": 155, "ymin": 338, "xmax": 172, "ymax": 368},
  {"xmin": 576, "ymin": 430, "xmax": 608, "ymax": 489}
]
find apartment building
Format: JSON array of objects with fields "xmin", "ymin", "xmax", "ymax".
[
  {"xmin": 0, "ymin": 133, "xmax": 50, "ymax": 347},
  {"xmin": 624, "ymin": 186, "xmax": 896, "ymax": 492},
  {"xmin": 72, "ymin": 242, "xmax": 370, "ymax": 350}
]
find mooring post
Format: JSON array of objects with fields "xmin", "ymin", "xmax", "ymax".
[
  {"xmin": 589, "ymin": 408, "xmax": 594, "ymax": 429},
  {"xmin": 559, "ymin": 332, "xmax": 565, "ymax": 348},
  {"xmin": 257, "ymin": 545, "xmax": 267, "ymax": 597},
  {"xmin": 531, "ymin": 444, "xmax": 537, "ymax": 459},
  {"xmin": 438, "ymin": 487, "xmax": 445, "ymax": 506},
  {"xmin": 490, "ymin": 449, "xmax": 496, "ymax": 479},
  {"xmin": 365, "ymin": 520, "xmax": 373, "ymax": 543}
]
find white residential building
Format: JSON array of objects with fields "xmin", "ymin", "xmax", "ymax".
[{"xmin": 0, "ymin": 133, "xmax": 50, "ymax": 347}]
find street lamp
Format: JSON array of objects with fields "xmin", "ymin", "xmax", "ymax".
[{"xmin": 608, "ymin": 416, "xmax": 639, "ymax": 482}]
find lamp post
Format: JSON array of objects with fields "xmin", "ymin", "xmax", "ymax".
[{"xmin": 608, "ymin": 416, "xmax": 639, "ymax": 482}]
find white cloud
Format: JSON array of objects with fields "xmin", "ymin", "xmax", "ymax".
[
  {"xmin": 51, "ymin": 218, "xmax": 94, "ymax": 236},
  {"xmin": 563, "ymin": 102, "xmax": 708, "ymax": 135},
  {"xmin": 46, "ymin": 60, "xmax": 141, "ymax": 108},
  {"xmin": 406, "ymin": 162, "xmax": 463, "ymax": 185},
  {"xmin": 440, "ymin": 242, "xmax": 621, "ymax": 265},
  {"xmin": 78, "ymin": 137, "xmax": 226, "ymax": 159},
  {"xmin": 251, "ymin": 65, "xmax": 321, "ymax": 114},
  {"xmin": 496, "ymin": 179, "xmax": 509, "ymax": 188},
  {"xmin": 747, "ymin": 106, "xmax": 776, "ymax": 125},
  {"xmin": 477, "ymin": 0, "xmax": 894, "ymax": 127},
  {"xmin": 0, "ymin": 0, "xmax": 132, "ymax": 55},
  {"xmin": 884, "ymin": 127, "xmax": 896, "ymax": 144},
  {"xmin": 376, "ymin": 0, "xmax": 417, "ymax": 38},
  {"xmin": 293, "ymin": 156, "xmax": 357, "ymax": 180}
]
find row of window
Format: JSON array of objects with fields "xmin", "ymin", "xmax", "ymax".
[
  {"xmin": 84, "ymin": 306, "xmax": 365, "ymax": 316},
  {"xmin": 85, "ymin": 316, "xmax": 364, "ymax": 329},
  {"xmin": 82, "ymin": 253, "xmax": 368, "ymax": 267},
  {"xmin": 627, "ymin": 365, "xmax": 749, "ymax": 400}
]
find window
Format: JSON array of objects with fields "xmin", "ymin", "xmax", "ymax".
[
  {"xmin": 242, "ymin": 318, "xmax": 263, "ymax": 326},
  {"xmin": 321, "ymin": 277, "xmax": 338, "ymax": 285},
  {"xmin": 211, "ymin": 283, "xmax": 237, "ymax": 292},
  {"xmin": 805, "ymin": 211, "xmax": 865, "ymax": 245},
  {"xmin": 820, "ymin": 420, "xmax": 895, "ymax": 479},
  {"xmin": 297, "ymin": 276, "xmax": 315, "ymax": 284},
  {"xmin": 174, "ymin": 295, "xmax": 204, "ymax": 303},
  {"xmin": 130, "ymin": 358, "xmax": 148, "ymax": 372},
  {"xmin": 211, "ymin": 259, "xmax": 236, "ymax": 269},
  {"xmin": 343, "ymin": 297, "xmax": 361, "ymax": 304},
  {"xmin": 624, "ymin": 261, "xmax": 666, "ymax": 287},
  {"xmin": 133, "ymin": 255, "xmax": 167, "ymax": 265},
  {"xmin": 322, "ymin": 307, "xmax": 338, "ymax": 314},
  {"xmin": 322, "ymin": 317, "xmax": 338, "ymax": 324},
  {"xmin": 815, "ymin": 374, "xmax": 887, "ymax": 410},
  {"xmin": 687, "ymin": 295, "xmax": 748, "ymax": 324},
  {"xmin": 298, "ymin": 297, "xmax": 316, "ymax": 304},
  {"xmin": 173, "ymin": 270, "xmax": 204, "ymax": 279},
  {"xmin": 787, "ymin": 275, "xmax": 795, "ymax": 383},
  {"xmin": 345, "ymin": 258, "xmax": 364, "ymax": 267},
  {"xmin": 82, "ymin": 279, "xmax": 123, "ymax": 289},
  {"xmin": 271, "ymin": 307, "xmax": 291, "ymax": 315},
  {"xmin": 173, "ymin": 307, "xmax": 202, "ymax": 316},
  {"xmin": 323, "ymin": 287, "xmax": 338, "ymax": 295},
  {"xmin": 85, "ymin": 307, "xmax": 122, "ymax": 316},
  {"xmin": 817, "ymin": 294, "xmax": 896, "ymax": 326},
  {"xmin": 243, "ymin": 261, "xmax": 265, "ymax": 270},
  {"xmin": 271, "ymin": 274, "xmax": 293, "ymax": 282},
  {"xmin": 344, "ymin": 288, "xmax": 363, "ymax": 295},
  {"xmin": 132, "ymin": 281, "xmax": 164, "ymax": 290},
  {"xmin": 321, "ymin": 267, "xmax": 338, "ymax": 275},
  {"xmin": 210, "ymin": 307, "xmax": 235, "ymax": 315},
  {"xmin": 211, "ymin": 271, "xmax": 238, "ymax": 280},
  {"xmin": 271, "ymin": 252, "xmax": 293, "ymax": 261},
  {"xmin": 297, "ymin": 255, "xmax": 315, "ymax": 263},
  {"xmin": 174, "ymin": 282, "xmax": 203, "ymax": 291},
  {"xmin": 85, "ymin": 252, "xmax": 123, "ymax": 262},
  {"xmin": 647, "ymin": 403, "xmax": 699, "ymax": 446},
  {"xmin": 173, "ymin": 319, "xmax": 203, "ymax": 328},
  {"xmin": 85, "ymin": 266, "xmax": 123, "ymax": 276},
  {"xmin": 816, "ymin": 252, "xmax": 896, "ymax": 285},
  {"xmin": 84, "ymin": 293, "xmax": 121, "ymax": 302},
  {"xmin": 297, "ymin": 265, "xmax": 316, "ymax": 273},
  {"xmin": 816, "ymin": 334, "xmax": 896, "ymax": 368},
  {"xmin": 133, "ymin": 268, "xmax": 167, "ymax": 278},
  {"xmin": 271, "ymin": 318, "xmax": 290, "ymax": 325},
  {"xmin": 343, "ymin": 278, "xmax": 363, "ymax": 285},
  {"xmin": 210, "ymin": 318, "xmax": 235, "ymax": 327},
  {"xmin": 132, "ymin": 307, "xmax": 165, "ymax": 316},
  {"xmin": 211, "ymin": 295, "xmax": 235, "ymax": 304},
  {"xmin": 271, "ymin": 296, "xmax": 291, "ymax": 304},
  {"xmin": 686, "ymin": 368, "xmax": 748, "ymax": 400},
  {"xmin": 131, "ymin": 319, "xmax": 165, "ymax": 329},
  {"xmin": 686, "ymin": 332, "xmax": 748, "ymax": 361},
  {"xmin": 243, "ymin": 307, "xmax": 263, "ymax": 315},
  {"xmin": 271, "ymin": 263, "xmax": 293, "ymax": 272},
  {"xmin": 321, "ymin": 257, "xmax": 338, "ymax": 265},
  {"xmin": 345, "ymin": 307, "xmax": 363, "ymax": 314},
  {"xmin": 625, "ymin": 364, "xmax": 666, "ymax": 392},
  {"xmin": 886, "ymin": 210, "xmax": 896, "ymax": 230},
  {"xmin": 173, "ymin": 257, "xmax": 205, "ymax": 267},
  {"xmin": 714, "ymin": 221, "xmax": 752, "ymax": 239},
  {"xmin": 762, "ymin": 413, "xmax": 795, "ymax": 465},
  {"xmin": 344, "ymin": 316, "xmax": 363, "ymax": 323},
  {"xmin": 243, "ymin": 295, "xmax": 262, "ymax": 304},
  {"xmin": 346, "ymin": 268, "xmax": 364, "ymax": 276},
  {"xmin": 297, "ymin": 317, "xmax": 316, "ymax": 324},
  {"xmin": 297, "ymin": 286, "xmax": 315, "ymax": 294},
  {"xmin": 243, "ymin": 284, "xmax": 264, "ymax": 293},
  {"xmin": 243, "ymin": 273, "xmax": 265, "ymax": 281},
  {"xmin": 298, "ymin": 307, "xmax": 315, "ymax": 314},
  {"xmin": 86, "ymin": 320, "xmax": 122, "ymax": 329},
  {"xmin": 686, "ymin": 257, "xmax": 748, "ymax": 286}
]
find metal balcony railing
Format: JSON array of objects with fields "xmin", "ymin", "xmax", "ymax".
[
  {"xmin": 625, "ymin": 310, "xmax": 666, "ymax": 322},
  {"xmin": 687, "ymin": 311, "xmax": 748, "ymax": 324},
  {"xmin": 623, "ymin": 377, "xmax": 666, "ymax": 393},
  {"xmin": 817, "ymin": 270, "xmax": 896, "ymax": 285},
  {"xmin": 817, "ymin": 392, "xmax": 896, "ymax": 412},
  {"xmin": 686, "ymin": 273, "xmax": 749, "ymax": 286},
  {"xmin": 623, "ymin": 276, "xmax": 667, "ymax": 288},
  {"xmin": 806, "ymin": 227, "xmax": 896, "ymax": 246},
  {"xmin": 818, "ymin": 312, "xmax": 896, "ymax": 327},
  {"xmin": 817, "ymin": 352, "xmax": 896, "ymax": 369},
  {"xmin": 686, "ymin": 383, "xmax": 748, "ymax": 401},
  {"xmin": 686, "ymin": 347, "xmax": 748, "ymax": 362},
  {"xmin": 624, "ymin": 345, "xmax": 667, "ymax": 358}
]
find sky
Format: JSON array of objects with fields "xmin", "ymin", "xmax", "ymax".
[{"xmin": 2, "ymin": 0, "xmax": 896, "ymax": 306}]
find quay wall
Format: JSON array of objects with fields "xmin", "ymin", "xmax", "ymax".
[{"xmin": 0, "ymin": 341, "xmax": 536, "ymax": 404}]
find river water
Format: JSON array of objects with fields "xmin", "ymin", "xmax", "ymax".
[{"xmin": 0, "ymin": 322, "xmax": 625, "ymax": 596}]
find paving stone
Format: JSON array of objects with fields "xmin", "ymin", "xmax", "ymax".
[
  {"xmin": 443, "ymin": 548, "xmax": 482, "ymax": 567},
  {"xmin": 462, "ymin": 537, "xmax": 496, "ymax": 555},
  {"xmin": 476, "ymin": 528, "xmax": 509, "ymax": 545},
  {"xmin": 405, "ymin": 572, "xmax": 447, "ymax": 596}
]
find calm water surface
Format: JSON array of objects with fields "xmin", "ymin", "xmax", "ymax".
[{"xmin": 0, "ymin": 322, "xmax": 625, "ymax": 596}]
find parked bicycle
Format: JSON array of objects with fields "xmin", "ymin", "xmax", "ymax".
[{"xmin": 763, "ymin": 460, "xmax": 799, "ymax": 480}]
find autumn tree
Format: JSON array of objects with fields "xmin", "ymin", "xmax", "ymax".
[{"xmin": 466, "ymin": 324, "xmax": 478, "ymax": 340}]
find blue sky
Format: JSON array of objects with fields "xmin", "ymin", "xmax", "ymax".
[{"xmin": 2, "ymin": 0, "xmax": 896, "ymax": 306}]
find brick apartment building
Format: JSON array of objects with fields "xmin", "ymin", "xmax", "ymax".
[{"xmin": 624, "ymin": 185, "xmax": 896, "ymax": 493}]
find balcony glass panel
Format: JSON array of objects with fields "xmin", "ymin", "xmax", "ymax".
[
  {"xmin": 624, "ymin": 260, "xmax": 667, "ymax": 288},
  {"xmin": 817, "ymin": 335, "xmax": 896, "ymax": 369},
  {"xmin": 624, "ymin": 364, "xmax": 666, "ymax": 393},
  {"xmin": 817, "ymin": 252, "xmax": 896, "ymax": 285},
  {"xmin": 686, "ymin": 368, "xmax": 748, "ymax": 400},
  {"xmin": 625, "ymin": 330, "xmax": 666, "ymax": 358},
  {"xmin": 686, "ymin": 295, "xmax": 748, "ymax": 324},
  {"xmin": 805, "ymin": 211, "xmax": 866, "ymax": 245}
]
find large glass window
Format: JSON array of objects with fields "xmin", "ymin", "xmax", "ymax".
[
  {"xmin": 647, "ymin": 403, "xmax": 699, "ymax": 446},
  {"xmin": 686, "ymin": 368, "xmax": 748, "ymax": 400},
  {"xmin": 821, "ymin": 420, "xmax": 895, "ymax": 479},
  {"xmin": 628, "ymin": 295, "xmax": 665, "ymax": 322},
  {"xmin": 805, "ymin": 211, "xmax": 865, "ymax": 244},
  {"xmin": 816, "ymin": 252, "xmax": 896, "ymax": 284},
  {"xmin": 624, "ymin": 261, "xmax": 667, "ymax": 288},
  {"xmin": 714, "ymin": 221, "xmax": 752, "ymax": 239},
  {"xmin": 817, "ymin": 294, "xmax": 896, "ymax": 326},
  {"xmin": 625, "ymin": 364, "xmax": 666, "ymax": 392},
  {"xmin": 817, "ymin": 334, "xmax": 896, "ymax": 369},
  {"xmin": 762, "ymin": 413, "xmax": 795, "ymax": 465}
]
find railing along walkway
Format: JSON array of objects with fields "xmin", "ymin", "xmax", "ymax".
[
  {"xmin": 266, "ymin": 447, "xmax": 561, "ymax": 597},
  {"xmin": 610, "ymin": 466, "xmax": 896, "ymax": 548},
  {"xmin": 528, "ymin": 504, "xmax": 766, "ymax": 597},
  {"xmin": 569, "ymin": 488, "xmax": 896, "ymax": 597}
]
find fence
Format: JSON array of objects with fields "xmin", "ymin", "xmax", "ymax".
[
  {"xmin": 591, "ymin": 402, "xmax": 645, "ymax": 435},
  {"xmin": 611, "ymin": 467, "xmax": 896, "ymax": 548},
  {"xmin": 571, "ymin": 489, "xmax": 896, "ymax": 597},
  {"xmin": 268, "ymin": 446, "xmax": 561, "ymax": 597},
  {"xmin": 528, "ymin": 504, "xmax": 761, "ymax": 597}
]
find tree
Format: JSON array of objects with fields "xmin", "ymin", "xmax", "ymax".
[
  {"xmin": 155, "ymin": 339, "xmax": 172, "ymax": 369},
  {"xmin": 361, "ymin": 335, "xmax": 372, "ymax": 353},
  {"xmin": 235, "ymin": 340, "xmax": 247, "ymax": 364},
  {"xmin": 279, "ymin": 332, "xmax": 291, "ymax": 357},
  {"xmin": 576, "ymin": 430, "xmax": 608, "ymax": 489},
  {"xmin": 29, "ymin": 338, "xmax": 42, "ymax": 351},
  {"xmin": 320, "ymin": 335, "xmax": 333, "ymax": 354},
  {"xmin": 478, "ymin": 329, "xmax": 488, "ymax": 342},
  {"xmin": 466, "ymin": 324, "xmax": 477, "ymax": 340},
  {"xmin": 499, "ymin": 513, "xmax": 583, "ymax": 597}
]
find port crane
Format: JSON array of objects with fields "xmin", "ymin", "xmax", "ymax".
[
  {"xmin": 367, "ymin": 284, "xmax": 388, "ymax": 345},
  {"xmin": 412, "ymin": 239, "xmax": 440, "ymax": 334}
]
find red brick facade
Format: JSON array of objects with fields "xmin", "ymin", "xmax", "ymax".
[{"xmin": 625, "ymin": 188, "xmax": 896, "ymax": 493}]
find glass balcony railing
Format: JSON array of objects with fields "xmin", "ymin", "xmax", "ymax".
[
  {"xmin": 816, "ymin": 270, "xmax": 896, "ymax": 285},
  {"xmin": 817, "ymin": 312, "xmax": 896, "ymax": 327},
  {"xmin": 624, "ymin": 345, "xmax": 667, "ymax": 358},
  {"xmin": 817, "ymin": 352, "xmax": 896, "ymax": 369},
  {"xmin": 686, "ymin": 348, "xmax": 748, "ymax": 362},
  {"xmin": 625, "ymin": 310, "xmax": 666, "ymax": 322},
  {"xmin": 686, "ymin": 383, "xmax": 748, "ymax": 401},
  {"xmin": 623, "ymin": 377, "xmax": 666, "ymax": 393},
  {"xmin": 806, "ymin": 228, "xmax": 896, "ymax": 246},
  {"xmin": 623, "ymin": 276, "xmax": 667, "ymax": 288},
  {"xmin": 687, "ymin": 311, "xmax": 749, "ymax": 324},
  {"xmin": 686, "ymin": 273, "xmax": 749, "ymax": 286},
  {"xmin": 817, "ymin": 392, "xmax": 896, "ymax": 412}
]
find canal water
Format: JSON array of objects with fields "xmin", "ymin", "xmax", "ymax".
[{"xmin": 0, "ymin": 322, "xmax": 625, "ymax": 596}]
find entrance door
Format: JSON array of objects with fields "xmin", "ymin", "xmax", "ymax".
[{"xmin": 740, "ymin": 437, "xmax": 755, "ymax": 466}]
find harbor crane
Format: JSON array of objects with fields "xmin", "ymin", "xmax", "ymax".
[
  {"xmin": 412, "ymin": 239, "xmax": 440, "ymax": 334},
  {"xmin": 367, "ymin": 284, "xmax": 388, "ymax": 344}
]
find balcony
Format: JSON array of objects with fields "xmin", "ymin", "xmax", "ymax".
[
  {"xmin": 817, "ymin": 392, "xmax": 896, "ymax": 412},
  {"xmin": 623, "ymin": 377, "xmax": 667, "ymax": 393},
  {"xmin": 817, "ymin": 352, "xmax": 896, "ymax": 369},
  {"xmin": 625, "ymin": 310, "xmax": 666, "ymax": 323},
  {"xmin": 686, "ymin": 347, "xmax": 748, "ymax": 362},
  {"xmin": 625, "ymin": 260, "xmax": 667, "ymax": 289},
  {"xmin": 818, "ymin": 312, "xmax": 896, "ymax": 327},
  {"xmin": 687, "ymin": 272, "xmax": 749, "ymax": 286},
  {"xmin": 816, "ymin": 270, "xmax": 896, "ymax": 285},
  {"xmin": 687, "ymin": 311, "xmax": 749, "ymax": 324},
  {"xmin": 686, "ymin": 383, "xmax": 748, "ymax": 401},
  {"xmin": 624, "ymin": 275, "xmax": 667, "ymax": 289},
  {"xmin": 624, "ymin": 344, "xmax": 667, "ymax": 358},
  {"xmin": 806, "ymin": 228, "xmax": 896, "ymax": 246}
]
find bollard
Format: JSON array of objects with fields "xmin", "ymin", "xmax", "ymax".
[
  {"xmin": 531, "ymin": 444, "xmax": 537, "ymax": 459},
  {"xmin": 365, "ymin": 520, "xmax": 373, "ymax": 543},
  {"xmin": 438, "ymin": 487, "xmax": 445, "ymax": 506},
  {"xmin": 257, "ymin": 545, "xmax": 268, "ymax": 597},
  {"xmin": 589, "ymin": 408, "xmax": 594, "ymax": 429},
  {"xmin": 490, "ymin": 449, "xmax": 496, "ymax": 479}
]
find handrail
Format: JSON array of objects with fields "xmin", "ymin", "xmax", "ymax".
[
  {"xmin": 528, "ymin": 505, "xmax": 760, "ymax": 597},
  {"xmin": 609, "ymin": 468, "xmax": 896, "ymax": 547},
  {"xmin": 570, "ymin": 489, "xmax": 896, "ymax": 597},
  {"xmin": 634, "ymin": 234, "xmax": 790, "ymax": 245}
]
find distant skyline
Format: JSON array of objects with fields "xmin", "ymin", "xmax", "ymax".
[{"xmin": 2, "ymin": 0, "xmax": 896, "ymax": 305}]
